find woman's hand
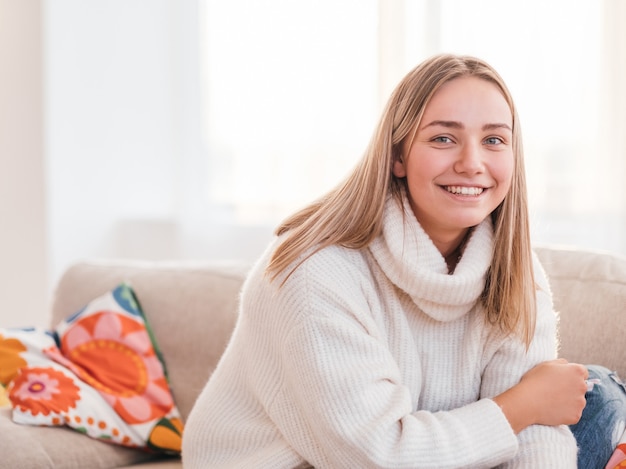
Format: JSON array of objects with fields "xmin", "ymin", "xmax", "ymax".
[{"xmin": 493, "ymin": 359, "xmax": 588, "ymax": 434}]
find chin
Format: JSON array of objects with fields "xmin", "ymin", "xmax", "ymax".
[{"xmin": 452, "ymin": 212, "xmax": 489, "ymax": 226}]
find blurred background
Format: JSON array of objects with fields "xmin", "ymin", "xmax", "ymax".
[{"xmin": 1, "ymin": 0, "xmax": 625, "ymax": 327}]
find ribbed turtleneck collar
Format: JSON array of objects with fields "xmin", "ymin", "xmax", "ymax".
[{"xmin": 368, "ymin": 193, "xmax": 494, "ymax": 322}]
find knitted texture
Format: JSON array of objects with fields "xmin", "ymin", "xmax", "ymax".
[{"xmin": 183, "ymin": 195, "xmax": 578, "ymax": 468}]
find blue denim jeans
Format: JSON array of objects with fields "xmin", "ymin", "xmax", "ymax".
[{"xmin": 569, "ymin": 365, "xmax": 626, "ymax": 469}]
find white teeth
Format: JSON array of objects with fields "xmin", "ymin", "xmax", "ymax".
[{"xmin": 445, "ymin": 186, "xmax": 484, "ymax": 196}]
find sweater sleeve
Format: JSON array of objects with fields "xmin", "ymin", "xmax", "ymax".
[
  {"xmin": 266, "ymin": 251, "xmax": 519, "ymax": 469},
  {"xmin": 480, "ymin": 253, "xmax": 578, "ymax": 468},
  {"xmin": 275, "ymin": 315, "xmax": 517, "ymax": 469}
]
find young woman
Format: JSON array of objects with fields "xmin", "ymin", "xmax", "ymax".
[{"xmin": 182, "ymin": 54, "xmax": 622, "ymax": 468}]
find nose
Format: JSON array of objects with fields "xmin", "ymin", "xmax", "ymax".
[{"xmin": 454, "ymin": 142, "xmax": 485, "ymax": 175}]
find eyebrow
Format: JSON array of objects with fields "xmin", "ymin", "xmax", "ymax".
[{"xmin": 420, "ymin": 120, "xmax": 512, "ymax": 132}]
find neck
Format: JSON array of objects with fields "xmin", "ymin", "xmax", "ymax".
[{"xmin": 441, "ymin": 229, "xmax": 472, "ymax": 274}]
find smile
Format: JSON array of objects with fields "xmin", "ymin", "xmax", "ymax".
[{"xmin": 445, "ymin": 186, "xmax": 484, "ymax": 196}]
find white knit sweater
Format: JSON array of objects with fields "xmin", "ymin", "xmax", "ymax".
[{"xmin": 182, "ymin": 196, "xmax": 578, "ymax": 468}]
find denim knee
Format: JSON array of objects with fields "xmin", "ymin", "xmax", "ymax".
[{"xmin": 570, "ymin": 365, "xmax": 626, "ymax": 469}]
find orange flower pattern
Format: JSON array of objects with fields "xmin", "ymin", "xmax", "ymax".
[
  {"xmin": 9, "ymin": 366, "xmax": 80, "ymax": 416},
  {"xmin": 56, "ymin": 310, "xmax": 174, "ymax": 424}
]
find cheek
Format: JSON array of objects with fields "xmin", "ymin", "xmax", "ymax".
[
  {"xmin": 485, "ymin": 154, "xmax": 515, "ymax": 210},
  {"xmin": 494, "ymin": 154, "xmax": 515, "ymax": 190}
]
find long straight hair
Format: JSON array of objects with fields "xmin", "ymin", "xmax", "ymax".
[{"xmin": 266, "ymin": 54, "xmax": 536, "ymax": 346}]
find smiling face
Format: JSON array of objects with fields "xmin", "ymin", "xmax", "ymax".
[{"xmin": 393, "ymin": 76, "xmax": 514, "ymax": 251}]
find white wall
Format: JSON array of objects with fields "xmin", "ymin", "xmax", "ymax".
[
  {"xmin": 0, "ymin": 0, "xmax": 273, "ymax": 328},
  {"xmin": 44, "ymin": 0, "xmax": 271, "ymax": 285},
  {"xmin": 0, "ymin": 0, "xmax": 48, "ymax": 327},
  {"xmin": 45, "ymin": 0, "xmax": 181, "ymax": 282}
]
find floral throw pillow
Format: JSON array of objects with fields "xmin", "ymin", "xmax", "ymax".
[
  {"xmin": 606, "ymin": 428, "xmax": 626, "ymax": 469},
  {"xmin": 0, "ymin": 284, "xmax": 183, "ymax": 453}
]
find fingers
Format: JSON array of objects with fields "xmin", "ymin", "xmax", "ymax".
[
  {"xmin": 569, "ymin": 363, "xmax": 589, "ymax": 397},
  {"xmin": 580, "ymin": 364, "xmax": 589, "ymax": 380},
  {"xmin": 556, "ymin": 359, "xmax": 588, "ymax": 378},
  {"xmin": 570, "ymin": 362, "xmax": 589, "ymax": 380}
]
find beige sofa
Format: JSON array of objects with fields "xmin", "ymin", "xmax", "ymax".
[{"xmin": 1, "ymin": 246, "xmax": 625, "ymax": 468}]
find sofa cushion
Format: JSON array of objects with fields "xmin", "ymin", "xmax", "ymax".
[
  {"xmin": 0, "ymin": 407, "xmax": 159, "ymax": 468},
  {"xmin": 535, "ymin": 246, "xmax": 626, "ymax": 378}
]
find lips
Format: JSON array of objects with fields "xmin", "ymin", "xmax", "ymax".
[{"xmin": 444, "ymin": 185, "xmax": 484, "ymax": 196}]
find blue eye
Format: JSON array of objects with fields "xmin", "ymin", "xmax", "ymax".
[
  {"xmin": 485, "ymin": 137, "xmax": 504, "ymax": 145},
  {"xmin": 433, "ymin": 136, "xmax": 453, "ymax": 143}
]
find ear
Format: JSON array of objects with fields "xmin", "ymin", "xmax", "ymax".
[{"xmin": 392, "ymin": 157, "xmax": 407, "ymax": 178}]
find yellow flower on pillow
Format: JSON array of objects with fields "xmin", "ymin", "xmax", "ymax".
[
  {"xmin": 147, "ymin": 416, "xmax": 184, "ymax": 453},
  {"xmin": 0, "ymin": 333, "xmax": 27, "ymax": 386},
  {"xmin": 0, "ymin": 384, "xmax": 10, "ymax": 408}
]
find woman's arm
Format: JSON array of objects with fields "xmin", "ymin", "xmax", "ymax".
[
  {"xmin": 493, "ymin": 358, "xmax": 588, "ymax": 433},
  {"xmin": 275, "ymin": 313, "xmax": 519, "ymax": 469},
  {"xmin": 480, "ymin": 253, "xmax": 585, "ymax": 467}
]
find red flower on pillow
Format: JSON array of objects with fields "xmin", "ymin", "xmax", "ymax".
[
  {"xmin": 9, "ymin": 366, "xmax": 80, "ymax": 416},
  {"xmin": 56, "ymin": 311, "xmax": 174, "ymax": 424}
]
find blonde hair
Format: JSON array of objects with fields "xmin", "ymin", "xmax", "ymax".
[{"xmin": 267, "ymin": 54, "xmax": 536, "ymax": 346}]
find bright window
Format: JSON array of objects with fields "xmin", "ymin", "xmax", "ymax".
[
  {"xmin": 202, "ymin": 0, "xmax": 379, "ymax": 224},
  {"xmin": 200, "ymin": 0, "xmax": 625, "ymax": 253}
]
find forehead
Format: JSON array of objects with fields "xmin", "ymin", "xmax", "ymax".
[{"xmin": 421, "ymin": 76, "xmax": 513, "ymax": 126}]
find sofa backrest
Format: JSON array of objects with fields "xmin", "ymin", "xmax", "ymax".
[
  {"xmin": 535, "ymin": 246, "xmax": 626, "ymax": 378},
  {"xmin": 49, "ymin": 247, "xmax": 626, "ymax": 425},
  {"xmin": 50, "ymin": 259, "xmax": 250, "ymax": 422}
]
